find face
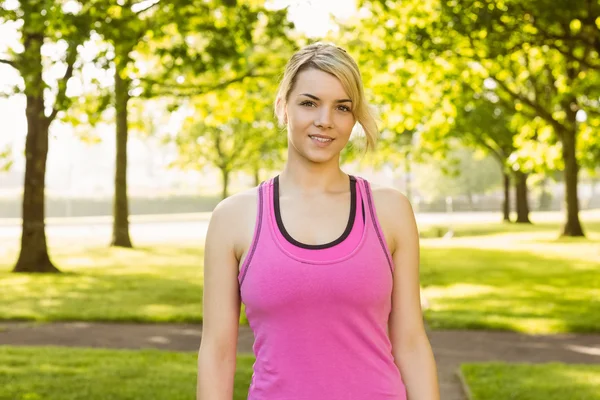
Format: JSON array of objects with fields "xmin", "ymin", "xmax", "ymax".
[{"xmin": 282, "ymin": 68, "xmax": 356, "ymax": 164}]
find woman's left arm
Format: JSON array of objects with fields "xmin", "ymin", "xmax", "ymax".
[{"xmin": 380, "ymin": 188, "xmax": 440, "ymax": 400}]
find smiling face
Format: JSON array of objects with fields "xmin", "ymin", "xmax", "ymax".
[{"xmin": 283, "ymin": 68, "xmax": 356, "ymax": 164}]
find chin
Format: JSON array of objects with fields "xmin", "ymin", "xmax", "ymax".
[{"xmin": 302, "ymin": 148, "xmax": 340, "ymax": 164}]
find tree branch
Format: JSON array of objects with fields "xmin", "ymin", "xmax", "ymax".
[
  {"xmin": 144, "ymin": 71, "xmax": 276, "ymax": 97},
  {"xmin": 585, "ymin": 108, "xmax": 600, "ymax": 119},
  {"xmin": 0, "ymin": 58, "xmax": 17, "ymax": 69},
  {"xmin": 524, "ymin": 52, "xmax": 540, "ymax": 105},
  {"xmin": 526, "ymin": 10, "xmax": 578, "ymax": 43},
  {"xmin": 544, "ymin": 41, "xmax": 599, "ymax": 71},
  {"xmin": 492, "ymin": 74, "xmax": 566, "ymax": 140},
  {"xmin": 543, "ymin": 63, "xmax": 558, "ymax": 107},
  {"xmin": 133, "ymin": 0, "xmax": 161, "ymax": 15},
  {"xmin": 474, "ymin": 134, "xmax": 505, "ymax": 164},
  {"xmin": 48, "ymin": 43, "xmax": 78, "ymax": 123}
]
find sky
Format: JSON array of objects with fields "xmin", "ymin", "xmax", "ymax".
[{"xmin": 269, "ymin": 0, "xmax": 356, "ymax": 37}]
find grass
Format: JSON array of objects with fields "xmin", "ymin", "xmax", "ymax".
[
  {"xmin": 461, "ymin": 363, "xmax": 600, "ymax": 400},
  {"xmin": 2, "ymin": 348, "xmax": 599, "ymax": 400},
  {"xmin": 0, "ymin": 346, "xmax": 254, "ymax": 400},
  {"xmin": 0, "ymin": 244, "xmax": 205, "ymax": 323},
  {"xmin": 0, "ymin": 211, "xmax": 599, "ymax": 333},
  {"xmin": 420, "ymin": 218, "xmax": 600, "ymax": 333}
]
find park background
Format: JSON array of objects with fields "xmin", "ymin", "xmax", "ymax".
[{"xmin": 0, "ymin": 0, "xmax": 599, "ymax": 399}]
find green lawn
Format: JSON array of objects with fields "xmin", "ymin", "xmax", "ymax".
[
  {"xmin": 0, "ymin": 211, "xmax": 599, "ymax": 333},
  {"xmin": 0, "ymin": 244, "xmax": 205, "ymax": 323},
  {"xmin": 0, "ymin": 346, "xmax": 254, "ymax": 400},
  {"xmin": 461, "ymin": 363, "xmax": 600, "ymax": 400},
  {"xmin": 3, "ymin": 347, "xmax": 599, "ymax": 400},
  {"xmin": 420, "ymin": 217, "xmax": 600, "ymax": 333}
]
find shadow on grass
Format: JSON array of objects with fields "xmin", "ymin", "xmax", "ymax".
[
  {"xmin": 461, "ymin": 363, "xmax": 600, "ymax": 400},
  {"xmin": 1, "ymin": 230, "xmax": 598, "ymax": 333},
  {"xmin": 421, "ymin": 246, "xmax": 600, "ymax": 333},
  {"xmin": 0, "ymin": 245, "xmax": 207, "ymax": 323},
  {"xmin": 0, "ymin": 346, "xmax": 255, "ymax": 400}
]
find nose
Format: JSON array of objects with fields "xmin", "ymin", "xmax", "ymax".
[{"xmin": 314, "ymin": 108, "xmax": 333, "ymax": 129}]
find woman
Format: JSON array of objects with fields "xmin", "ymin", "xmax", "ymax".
[{"xmin": 197, "ymin": 43, "xmax": 440, "ymax": 400}]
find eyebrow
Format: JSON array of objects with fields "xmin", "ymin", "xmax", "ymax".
[{"xmin": 299, "ymin": 93, "xmax": 352, "ymax": 103}]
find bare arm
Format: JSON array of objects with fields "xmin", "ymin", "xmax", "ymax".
[
  {"xmin": 197, "ymin": 200, "xmax": 242, "ymax": 400},
  {"xmin": 383, "ymin": 190, "xmax": 440, "ymax": 400}
]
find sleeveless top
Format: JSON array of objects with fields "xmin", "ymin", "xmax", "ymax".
[{"xmin": 238, "ymin": 175, "xmax": 407, "ymax": 400}]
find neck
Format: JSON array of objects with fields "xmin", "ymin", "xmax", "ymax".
[{"xmin": 280, "ymin": 150, "xmax": 348, "ymax": 195}]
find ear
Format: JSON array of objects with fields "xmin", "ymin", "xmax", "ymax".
[{"xmin": 276, "ymin": 97, "xmax": 288, "ymax": 124}]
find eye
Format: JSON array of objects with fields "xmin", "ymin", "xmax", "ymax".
[
  {"xmin": 300, "ymin": 100, "xmax": 316, "ymax": 107},
  {"xmin": 337, "ymin": 105, "xmax": 351, "ymax": 112}
]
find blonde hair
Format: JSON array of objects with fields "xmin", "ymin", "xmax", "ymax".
[{"xmin": 275, "ymin": 42, "xmax": 378, "ymax": 151}]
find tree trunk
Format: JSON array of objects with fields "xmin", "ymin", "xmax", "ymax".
[
  {"xmin": 466, "ymin": 191, "xmax": 474, "ymax": 211},
  {"xmin": 111, "ymin": 59, "xmax": 133, "ymax": 248},
  {"xmin": 561, "ymin": 127, "xmax": 585, "ymax": 236},
  {"xmin": 538, "ymin": 177, "xmax": 552, "ymax": 211},
  {"xmin": 254, "ymin": 168, "xmax": 260, "ymax": 187},
  {"xmin": 13, "ymin": 29, "xmax": 59, "ymax": 273},
  {"xmin": 514, "ymin": 171, "xmax": 531, "ymax": 224},
  {"xmin": 502, "ymin": 171, "xmax": 511, "ymax": 222},
  {"xmin": 221, "ymin": 168, "xmax": 230, "ymax": 199}
]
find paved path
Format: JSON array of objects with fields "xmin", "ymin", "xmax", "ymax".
[{"xmin": 1, "ymin": 322, "xmax": 599, "ymax": 400}]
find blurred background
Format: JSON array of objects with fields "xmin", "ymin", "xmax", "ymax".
[{"xmin": 0, "ymin": 1, "xmax": 599, "ymax": 399}]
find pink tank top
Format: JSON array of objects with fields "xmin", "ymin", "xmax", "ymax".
[{"xmin": 238, "ymin": 175, "xmax": 407, "ymax": 400}]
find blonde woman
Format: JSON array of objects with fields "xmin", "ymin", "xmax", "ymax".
[{"xmin": 197, "ymin": 43, "xmax": 440, "ymax": 400}]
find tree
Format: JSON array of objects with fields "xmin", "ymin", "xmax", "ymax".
[
  {"xmin": 177, "ymin": 119, "xmax": 275, "ymax": 199},
  {"xmin": 429, "ymin": 0, "xmax": 598, "ymax": 235},
  {"xmin": 1, "ymin": 1, "xmax": 91, "ymax": 273},
  {"xmin": 172, "ymin": 76, "xmax": 287, "ymax": 199},
  {"xmin": 450, "ymin": 88, "xmax": 517, "ymax": 221},
  {"xmin": 449, "ymin": 83, "xmax": 559, "ymax": 224},
  {"xmin": 413, "ymin": 145, "xmax": 502, "ymax": 207},
  {"xmin": 85, "ymin": 0, "xmax": 292, "ymax": 247},
  {"xmin": 340, "ymin": 7, "xmax": 514, "ymax": 216},
  {"xmin": 358, "ymin": 0, "xmax": 600, "ymax": 236},
  {"xmin": 338, "ymin": 3, "xmax": 471, "ymax": 202}
]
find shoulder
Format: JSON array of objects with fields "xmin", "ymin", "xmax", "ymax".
[
  {"xmin": 210, "ymin": 185, "xmax": 260, "ymax": 229},
  {"xmin": 366, "ymin": 180, "xmax": 417, "ymax": 253},
  {"xmin": 207, "ymin": 184, "xmax": 264, "ymax": 256},
  {"xmin": 368, "ymin": 181, "xmax": 414, "ymax": 218},
  {"xmin": 207, "ymin": 186, "xmax": 260, "ymax": 241}
]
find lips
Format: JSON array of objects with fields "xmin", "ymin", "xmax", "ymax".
[
  {"xmin": 308, "ymin": 134, "xmax": 334, "ymax": 142},
  {"xmin": 308, "ymin": 134, "xmax": 334, "ymax": 147}
]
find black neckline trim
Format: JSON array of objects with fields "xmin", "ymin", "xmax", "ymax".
[{"xmin": 274, "ymin": 175, "xmax": 357, "ymax": 250}]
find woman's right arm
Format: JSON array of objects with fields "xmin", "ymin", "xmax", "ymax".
[{"xmin": 197, "ymin": 200, "xmax": 242, "ymax": 400}]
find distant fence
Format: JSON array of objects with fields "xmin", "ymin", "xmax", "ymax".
[
  {"xmin": 413, "ymin": 192, "xmax": 600, "ymax": 213},
  {"xmin": 0, "ymin": 192, "xmax": 598, "ymax": 219},
  {"xmin": 0, "ymin": 195, "xmax": 221, "ymax": 218}
]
